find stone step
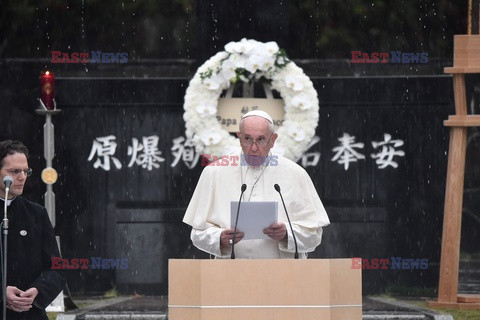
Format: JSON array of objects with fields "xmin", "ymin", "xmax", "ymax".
[
  {"xmin": 458, "ymin": 259, "xmax": 480, "ymax": 294},
  {"xmin": 56, "ymin": 296, "xmax": 454, "ymax": 320},
  {"xmin": 83, "ymin": 313, "xmax": 166, "ymax": 319},
  {"xmin": 64, "ymin": 312, "xmax": 433, "ymax": 320},
  {"xmin": 363, "ymin": 312, "xmax": 427, "ymax": 320},
  {"xmin": 65, "ymin": 311, "xmax": 430, "ymax": 320},
  {"xmin": 363, "ymin": 297, "xmax": 453, "ymax": 320}
]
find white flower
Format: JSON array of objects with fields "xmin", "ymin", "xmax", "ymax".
[
  {"xmin": 244, "ymin": 54, "xmax": 262, "ymax": 74},
  {"xmin": 220, "ymin": 59, "xmax": 237, "ymax": 82},
  {"xmin": 244, "ymin": 53, "xmax": 275, "ymax": 74},
  {"xmin": 227, "ymin": 53, "xmax": 247, "ymax": 70},
  {"xmin": 290, "ymin": 93, "xmax": 312, "ymax": 110},
  {"xmin": 287, "ymin": 125, "xmax": 306, "ymax": 142},
  {"xmin": 285, "ymin": 75, "xmax": 305, "ymax": 91},
  {"xmin": 263, "ymin": 41, "xmax": 280, "ymax": 55},
  {"xmin": 199, "ymin": 130, "xmax": 222, "ymax": 146},
  {"xmin": 203, "ymin": 73, "xmax": 227, "ymax": 91},
  {"xmin": 277, "ymin": 55, "xmax": 287, "ymax": 65},
  {"xmin": 258, "ymin": 54, "xmax": 276, "ymax": 72},
  {"xmin": 225, "ymin": 38, "xmax": 256, "ymax": 55},
  {"xmin": 224, "ymin": 41, "xmax": 240, "ymax": 54},
  {"xmin": 196, "ymin": 104, "xmax": 216, "ymax": 118}
]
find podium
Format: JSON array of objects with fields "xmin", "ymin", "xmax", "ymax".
[{"xmin": 168, "ymin": 259, "xmax": 362, "ymax": 320}]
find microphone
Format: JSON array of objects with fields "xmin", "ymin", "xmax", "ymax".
[
  {"xmin": 231, "ymin": 183, "xmax": 247, "ymax": 259},
  {"xmin": 274, "ymin": 184, "xmax": 299, "ymax": 259},
  {"xmin": 3, "ymin": 176, "xmax": 13, "ymax": 189}
]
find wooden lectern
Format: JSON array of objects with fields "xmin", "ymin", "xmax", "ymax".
[{"xmin": 168, "ymin": 259, "xmax": 362, "ymax": 320}]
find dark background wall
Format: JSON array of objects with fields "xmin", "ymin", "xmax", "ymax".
[{"xmin": 1, "ymin": 0, "xmax": 480, "ymax": 297}]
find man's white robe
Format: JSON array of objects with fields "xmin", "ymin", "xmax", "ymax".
[{"xmin": 183, "ymin": 154, "xmax": 330, "ymax": 259}]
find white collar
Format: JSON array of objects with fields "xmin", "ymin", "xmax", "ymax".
[{"xmin": 0, "ymin": 197, "xmax": 15, "ymax": 206}]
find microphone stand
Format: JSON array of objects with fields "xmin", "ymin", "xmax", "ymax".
[
  {"xmin": 2, "ymin": 186, "xmax": 10, "ymax": 320},
  {"xmin": 274, "ymin": 184, "xmax": 299, "ymax": 259},
  {"xmin": 231, "ymin": 184, "xmax": 247, "ymax": 259}
]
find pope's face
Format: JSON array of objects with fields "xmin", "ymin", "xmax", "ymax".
[
  {"xmin": 0, "ymin": 152, "xmax": 29, "ymax": 199},
  {"xmin": 237, "ymin": 116, "xmax": 277, "ymax": 166}
]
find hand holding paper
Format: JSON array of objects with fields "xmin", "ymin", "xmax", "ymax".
[{"xmin": 263, "ymin": 222, "xmax": 287, "ymax": 241}]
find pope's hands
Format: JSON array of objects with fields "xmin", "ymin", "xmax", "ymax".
[
  {"xmin": 220, "ymin": 222, "xmax": 287, "ymax": 248},
  {"xmin": 6, "ymin": 286, "xmax": 38, "ymax": 312},
  {"xmin": 263, "ymin": 222, "xmax": 287, "ymax": 241},
  {"xmin": 220, "ymin": 228, "xmax": 244, "ymax": 248}
]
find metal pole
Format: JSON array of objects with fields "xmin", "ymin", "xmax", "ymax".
[
  {"xmin": 36, "ymin": 100, "xmax": 61, "ymax": 226},
  {"xmin": 36, "ymin": 100, "xmax": 64, "ymax": 312},
  {"xmin": 43, "ymin": 113, "xmax": 56, "ymax": 226}
]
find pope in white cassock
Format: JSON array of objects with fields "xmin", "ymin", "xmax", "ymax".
[{"xmin": 183, "ymin": 110, "xmax": 330, "ymax": 259}]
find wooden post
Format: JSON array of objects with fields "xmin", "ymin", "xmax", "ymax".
[{"xmin": 436, "ymin": 125, "xmax": 467, "ymax": 304}]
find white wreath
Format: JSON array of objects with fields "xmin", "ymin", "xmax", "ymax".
[{"xmin": 183, "ymin": 38, "xmax": 319, "ymax": 162}]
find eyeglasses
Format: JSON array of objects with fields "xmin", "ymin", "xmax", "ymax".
[
  {"xmin": 240, "ymin": 134, "xmax": 273, "ymax": 147},
  {"xmin": 6, "ymin": 168, "xmax": 33, "ymax": 177}
]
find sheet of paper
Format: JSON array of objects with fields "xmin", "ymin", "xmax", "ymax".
[{"xmin": 230, "ymin": 201, "xmax": 278, "ymax": 240}]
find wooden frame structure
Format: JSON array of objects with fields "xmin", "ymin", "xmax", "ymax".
[{"xmin": 428, "ymin": 6, "xmax": 480, "ymax": 307}]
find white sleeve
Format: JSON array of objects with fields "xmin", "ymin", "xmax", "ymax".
[
  {"xmin": 191, "ymin": 227, "xmax": 231, "ymax": 258},
  {"xmin": 278, "ymin": 224, "xmax": 324, "ymax": 254}
]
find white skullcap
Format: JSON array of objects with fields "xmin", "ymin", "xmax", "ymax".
[{"xmin": 241, "ymin": 110, "xmax": 273, "ymax": 124}]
